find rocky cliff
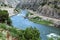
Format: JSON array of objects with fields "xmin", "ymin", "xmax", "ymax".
[
  {"xmin": 37, "ymin": 0, "xmax": 60, "ymax": 19},
  {"xmin": 15, "ymin": 0, "xmax": 60, "ymax": 19},
  {"xmin": 0, "ymin": 0, "xmax": 60, "ymax": 19}
]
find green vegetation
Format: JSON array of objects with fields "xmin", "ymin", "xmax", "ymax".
[
  {"xmin": 57, "ymin": 38, "xmax": 60, "ymax": 40},
  {"xmin": 48, "ymin": 37, "xmax": 60, "ymax": 40},
  {"xmin": 28, "ymin": 12, "xmax": 33, "ymax": 15},
  {"xmin": 26, "ymin": 12, "xmax": 33, "ymax": 17},
  {"xmin": 29, "ymin": 16, "xmax": 53, "ymax": 26},
  {"xmin": 25, "ymin": 12, "xmax": 33, "ymax": 18},
  {"xmin": 14, "ymin": 8, "xmax": 21, "ymax": 12},
  {"xmin": 0, "ymin": 23, "xmax": 41, "ymax": 40},
  {"xmin": 0, "ymin": 10, "xmax": 12, "ymax": 25},
  {"xmin": 48, "ymin": 38, "xmax": 54, "ymax": 40},
  {"xmin": 27, "ymin": 12, "xmax": 53, "ymax": 26}
]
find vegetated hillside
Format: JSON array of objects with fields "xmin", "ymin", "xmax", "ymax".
[
  {"xmin": 0, "ymin": 23, "xmax": 40, "ymax": 40},
  {"xmin": 16, "ymin": 0, "xmax": 60, "ymax": 19}
]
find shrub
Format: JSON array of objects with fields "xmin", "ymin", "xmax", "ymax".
[
  {"xmin": 10, "ymin": 27, "xmax": 41, "ymax": 40},
  {"xmin": 0, "ymin": 23, "xmax": 41, "ymax": 40},
  {"xmin": 48, "ymin": 38, "xmax": 54, "ymax": 40},
  {"xmin": 0, "ymin": 10, "xmax": 12, "ymax": 25},
  {"xmin": 7, "ymin": 17, "xmax": 12, "ymax": 25}
]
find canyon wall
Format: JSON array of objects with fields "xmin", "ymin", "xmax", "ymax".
[
  {"xmin": 0, "ymin": 0, "xmax": 60, "ymax": 19},
  {"xmin": 16, "ymin": 0, "xmax": 60, "ymax": 19}
]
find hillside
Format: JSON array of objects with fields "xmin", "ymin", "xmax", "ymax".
[
  {"xmin": 0, "ymin": 23, "xmax": 40, "ymax": 40},
  {"xmin": 15, "ymin": 0, "xmax": 60, "ymax": 19},
  {"xmin": 0, "ymin": 0, "xmax": 60, "ymax": 19}
]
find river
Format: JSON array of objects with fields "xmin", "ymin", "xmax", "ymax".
[{"xmin": 10, "ymin": 9, "xmax": 60, "ymax": 40}]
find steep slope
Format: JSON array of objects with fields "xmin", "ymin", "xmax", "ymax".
[
  {"xmin": 15, "ymin": 0, "xmax": 60, "ymax": 19},
  {"xmin": 37, "ymin": 5, "xmax": 60, "ymax": 19},
  {"xmin": 0, "ymin": 0, "xmax": 60, "ymax": 19}
]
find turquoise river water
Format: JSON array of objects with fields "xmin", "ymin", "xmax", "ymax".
[{"xmin": 10, "ymin": 9, "xmax": 60, "ymax": 40}]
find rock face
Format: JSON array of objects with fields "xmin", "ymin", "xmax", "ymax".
[
  {"xmin": 15, "ymin": 0, "xmax": 43, "ymax": 10},
  {"xmin": 0, "ymin": 0, "xmax": 60, "ymax": 19},
  {"xmin": 15, "ymin": 0, "xmax": 60, "ymax": 19},
  {"xmin": 38, "ymin": 5, "xmax": 60, "ymax": 19}
]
